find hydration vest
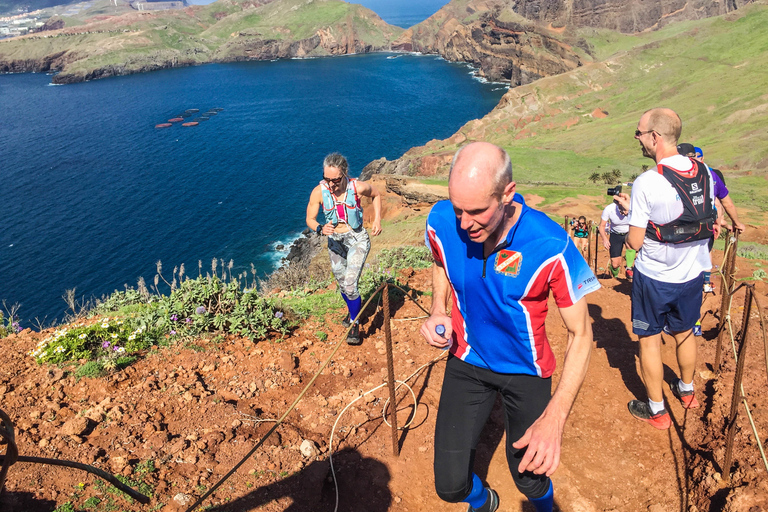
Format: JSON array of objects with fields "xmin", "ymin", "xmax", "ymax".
[
  {"xmin": 320, "ymin": 178, "xmax": 363, "ymax": 229},
  {"xmin": 645, "ymin": 159, "xmax": 717, "ymax": 244}
]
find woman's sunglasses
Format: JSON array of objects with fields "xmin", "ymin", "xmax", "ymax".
[{"xmin": 324, "ymin": 176, "xmax": 344, "ymax": 184}]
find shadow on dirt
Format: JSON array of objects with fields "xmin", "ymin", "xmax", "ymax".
[
  {"xmin": 0, "ymin": 491, "xmax": 56, "ymax": 512},
  {"xmin": 469, "ymin": 397, "xmax": 565, "ymax": 512},
  {"xmin": 205, "ymin": 448, "xmax": 391, "ymax": 512},
  {"xmin": 589, "ymin": 304, "xmax": 645, "ymax": 398}
]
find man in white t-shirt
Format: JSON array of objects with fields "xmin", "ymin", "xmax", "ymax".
[
  {"xmin": 613, "ymin": 107, "xmax": 716, "ymax": 430},
  {"xmin": 598, "ymin": 202, "xmax": 636, "ymax": 279}
]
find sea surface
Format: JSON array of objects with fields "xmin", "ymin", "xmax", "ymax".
[
  {"xmin": 184, "ymin": 0, "xmax": 450, "ymax": 28},
  {"xmin": 353, "ymin": 0, "xmax": 449, "ymax": 27},
  {"xmin": 0, "ymin": 54, "xmax": 506, "ymax": 324}
]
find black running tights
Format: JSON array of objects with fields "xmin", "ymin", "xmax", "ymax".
[{"xmin": 433, "ymin": 355, "xmax": 552, "ymax": 502}]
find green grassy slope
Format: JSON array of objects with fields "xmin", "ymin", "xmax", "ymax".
[
  {"xmin": 0, "ymin": 0, "xmax": 402, "ymax": 81},
  {"xmin": 400, "ymin": 3, "xmax": 768, "ymax": 217}
]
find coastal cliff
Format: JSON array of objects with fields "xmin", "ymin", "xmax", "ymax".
[
  {"xmin": 0, "ymin": 0, "xmax": 402, "ymax": 84},
  {"xmin": 363, "ymin": 3, "xmax": 768, "ymax": 182},
  {"xmin": 392, "ymin": 0, "xmax": 752, "ymax": 85}
]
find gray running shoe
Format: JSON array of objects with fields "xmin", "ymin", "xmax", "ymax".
[
  {"xmin": 670, "ymin": 378, "xmax": 700, "ymax": 409},
  {"xmin": 346, "ymin": 323, "xmax": 362, "ymax": 346}
]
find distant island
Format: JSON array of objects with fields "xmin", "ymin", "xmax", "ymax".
[
  {"xmin": 1, "ymin": 0, "xmax": 749, "ymax": 85},
  {"xmin": 0, "ymin": 0, "xmax": 403, "ymax": 83}
]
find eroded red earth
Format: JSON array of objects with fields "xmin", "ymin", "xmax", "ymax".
[{"xmin": 1, "ymin": 240, "xmax": 767, "ymax": 512}]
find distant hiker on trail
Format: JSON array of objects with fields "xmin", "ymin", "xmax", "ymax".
[
  {"xmin": 599, "ymin": 202, "xmax": 635, "ymax": 280},
  {"xmin": 613, "ymin": 108, "xmax": 717, "ymax": 430},
  {"xmin": 305, "ymin": 152, "xmax": 382, "ymax": 345},
  {"xmin": 420, "ymin": 142, "xmax": 599, "ymax": 512},
  {"xmin": 678, "ymin": 142, "xmax": 745, "ymax": 293},
  {"xmin": 571, "ymin": 216, "xmax": 590, "ymax": 256}
]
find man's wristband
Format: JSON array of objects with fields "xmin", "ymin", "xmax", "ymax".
[{"xmin": 316, "ymin": 225, "xmax": 323, "ymax": 235}]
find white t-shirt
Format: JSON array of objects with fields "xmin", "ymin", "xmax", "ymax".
[
  {"xmin": 629, "ymin": 154, "xmax": 713, "ymax": 283},
  {"xmin": 601, "ymin": 203, "xmax": 630, "ymax": 234}
]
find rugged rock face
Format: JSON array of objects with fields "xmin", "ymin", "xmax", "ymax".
[
  {"xmin": 396, "ymin": 4, "xmax": 586, "ymax": 85},
  {"xmin": 37, "ymin": 17, "xmax": 65, "ymax": 32},
  {"xmin": 553, "ymin": 0, "xmax": 749, "ymax": 33},
  {"xmin": 214, "ymin": 26, "xmax": 385, "ymax": 63},
  {"xmin": 0, "ymin": 50, "xmax": 81, "ymax": 74},
  {"xmin": 394, "ymin": 0, "xmax": 751, "ymax": 85}
]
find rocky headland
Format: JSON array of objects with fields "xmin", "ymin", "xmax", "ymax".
[{"xmin": 0, "ymin": 0, "xmax": 403, "ymax": 84}]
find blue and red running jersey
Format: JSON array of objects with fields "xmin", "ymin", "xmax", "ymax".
[{"xmin": 425, "ymin": 194, "xmax": 600, "ymax": 377}]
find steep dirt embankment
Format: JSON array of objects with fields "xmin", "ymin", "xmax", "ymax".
[{"xmin": 1, "ymin": 228, "xmax": 767, "ymax": 512}]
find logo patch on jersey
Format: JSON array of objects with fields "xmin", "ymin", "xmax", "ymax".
[{"xmin": 495, "ymin": 250, "xmax": 522, "ymax": 277}]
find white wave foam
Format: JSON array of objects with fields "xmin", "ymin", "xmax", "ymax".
[{"xmin": 265, "ymin": 230, "xmax": 305, "ymax": 269}]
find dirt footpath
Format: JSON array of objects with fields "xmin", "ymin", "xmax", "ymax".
[{"xmin": 1, "ymin": 244, "xmax": 767, "ymax": 512}]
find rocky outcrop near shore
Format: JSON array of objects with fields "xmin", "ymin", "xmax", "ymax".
[
  {"xmin": 284, "ymin": 229, "xmax": 324, "ymax": 269},
  {"xmin": 397, "ymin": 10, "xmax": 586, "ymax": 85}
]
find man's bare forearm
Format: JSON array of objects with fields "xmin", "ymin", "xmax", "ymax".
[{"xmin": 431, "ymin": 263, "xmax": 451, "ymax": 315}]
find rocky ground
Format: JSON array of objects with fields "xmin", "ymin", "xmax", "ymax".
[{"xmin": 1, "ymin": 203, "xmax": 767, "ymax": 512}]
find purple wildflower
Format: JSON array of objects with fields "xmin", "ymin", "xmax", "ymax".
[
  {"xmin": 12, "ymin": 321, "xmax": 21, "ymax": 332},
  {"xmin": 170, "ymin": 314, "xmax": 178, "ymax": 322},
  {"xmin": 195, "ymin": 306, "xmax": 206, "ymax": 315},
  {"xmin": 274, "ymin": 311, "xmax": 284, "ymax": 319},
  {"xmin": 102, "ymin": 341, "xmax": 110, "ymax": 349},
  {"xmin": 113, "ymin": 345, "xmax": 120, "ymax": 351},
  {"xmin": 170, "ymin": 330, "xmax": 177, "ymax": 335},
  {"xmin": 185, "ymin": 317, "xmax": 192, "ymax": 323}
]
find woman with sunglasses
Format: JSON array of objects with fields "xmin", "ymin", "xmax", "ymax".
[
  {"xmin": 306, "ymin": 152, "xmax": 382, "ymax": 345},
  {"xmin": 572, "ymin": 216, "xmax": 590, "ymax": 256}
]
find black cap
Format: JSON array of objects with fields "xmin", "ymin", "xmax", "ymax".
[{"xmin": 677, "ymin": 143, "xmax": 696, "ymax": 156}]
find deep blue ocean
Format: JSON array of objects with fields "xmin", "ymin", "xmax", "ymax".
[
  {"xmin": 0, "ymin": 54, "xmax": 505, "ymax": 325},
  {"xmin": 185, "ymin": 0, "xmax": 450, "ymax": 28}
]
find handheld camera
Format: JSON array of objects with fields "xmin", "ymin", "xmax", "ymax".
[{"xmin": 606, "ymin": 184, "xmax": 622, "ymax": 196}]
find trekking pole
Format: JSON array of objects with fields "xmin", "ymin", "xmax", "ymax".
[
  {"xmin": 563, "ymin": 215, "xmax": 569, "ymax": 231},
  {"xmin": 586, "ymin": 221, "xmax": 593, "ymax": 264}
]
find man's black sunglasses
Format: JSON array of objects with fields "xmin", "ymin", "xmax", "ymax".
[
  {"xmin": 324, "ymin": 176, "xmax": 344, "ymax": 184},
  {"xmin": 635, "ymin": 129, "xmax": 655, "ymax": 138}
]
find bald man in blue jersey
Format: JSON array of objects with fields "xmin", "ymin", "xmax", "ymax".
[{"xmin": 420, "ymin": 142, "xmax": 600, "ymax": 512}]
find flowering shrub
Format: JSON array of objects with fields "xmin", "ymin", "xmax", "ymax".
[
  {"xmin": 28, "ymin": 318, "xmax": 152, "ymax": 365},
  {"xmin": 154, "ymin": 275, "xmax": 287, "ymax": 341},
  {"xmin": 0, "ymin": 310, "xmax": 22, "ymax": 338},
  {"xmin": 28, "ymin": 264, "xmax": 287, "ymax": 370}
]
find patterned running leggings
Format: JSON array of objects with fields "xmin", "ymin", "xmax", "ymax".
[{"xmin": 327, "ymin": 228, "xmax": 371, "ymax": 300}]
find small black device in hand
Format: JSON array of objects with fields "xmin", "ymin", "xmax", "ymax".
[{"xmin": 606, "ymin": 184, "xmax": 622, "ymax": 196}]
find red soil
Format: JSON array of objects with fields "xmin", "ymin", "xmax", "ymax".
[{"xmin": 1, "ymin": 232, "xmax": 767, "ymax": 512}]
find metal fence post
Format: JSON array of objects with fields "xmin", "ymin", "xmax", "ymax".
[
  {"xmin": 723, "ymin": 284, "xmax": 753, "ymax": 481},
  {"xmin": 382, "ymin": 283, "xmax": 400, "ymax": 456},
  {"xmin": 716, "ymin": 231, "xmax": 740, "ymax": 371}
]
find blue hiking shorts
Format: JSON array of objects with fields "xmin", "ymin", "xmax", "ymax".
[{"xmin": 631, "ymin": 269, "xmax": 704, "ymax": 336}]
